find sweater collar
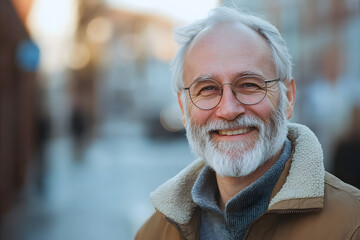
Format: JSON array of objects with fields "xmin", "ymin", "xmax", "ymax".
[{"xmin": 150, "ymin": 123, "xmax": 325, "ymax": 224}]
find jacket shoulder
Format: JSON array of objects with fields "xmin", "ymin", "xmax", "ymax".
[
  {"xmin": 256, "ymin": 173, "xmax": 360, "ymax": 240},
  {"xmin": 325, "ymin": 172, "xmax": 360, "ymax": 204},
  {"xmin": 135, "ymin": 211, "xmax": 183, "ymax": 240},
  {"xmin": 323, "ymin": 172, "xmax": 360, "ymax": 237}
]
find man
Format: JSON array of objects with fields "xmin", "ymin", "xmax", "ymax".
[{"xmin": 136, "ymin": 6, "xmax": 360, "ymax": 240}]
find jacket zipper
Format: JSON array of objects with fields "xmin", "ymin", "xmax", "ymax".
[
  {"xmin": 243, "ymin": 208, "xmax": 321, "ymax": 240},
  {"xmin": 165, "ymin": 217, "xmax": 187, "ymax": 240}
]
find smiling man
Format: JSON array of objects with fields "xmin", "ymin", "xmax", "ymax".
[{"xmin": 136, "ymin": 6, "xmax": 360, "ymax": 240}]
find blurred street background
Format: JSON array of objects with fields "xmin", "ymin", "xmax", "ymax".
[{"xmin": 0, "ymin": 0, "xmax": 359, "ymax": 239}]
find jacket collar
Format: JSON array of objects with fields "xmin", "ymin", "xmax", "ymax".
[{"xmin": 150, "ymin": 123, "xmax": 325, "ymax": 224}]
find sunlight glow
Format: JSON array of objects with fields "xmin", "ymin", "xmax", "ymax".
[
  {"xmin": 28, "ymin": 0, "xmax": 77, "ymax": 39},
  {"xmin": 104, "ymin": 0, "xmax": 219, "ymax": 24},
  {"xmin": 27, "ymin": 0, "xmax": 78, "ymax": 72}
]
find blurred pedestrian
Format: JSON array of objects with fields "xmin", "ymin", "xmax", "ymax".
[
  {"xmin": 34, "ymin": 100, "xmax": 51, "ymax": 194},
  {"xmin": 333, "ymin": 106, "xmax": 360, "ymax": 189},
  {"xmin": 302, "ymin": 43, "xmax": 354, "ymax": 172},
  {"xmin": 69, "ymin": 105, "xmax": 87, "ymax": 161}
]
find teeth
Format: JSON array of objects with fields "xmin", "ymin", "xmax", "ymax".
[{"xmin": 219, "ymin": 128, "xmax": 252, "ymax": 136}]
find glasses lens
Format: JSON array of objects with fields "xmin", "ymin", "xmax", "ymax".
[
  {"xmin": 233, "ymin": 76, "xmax": 267, "ymax": 105},
  {"xmin": 189, "ymin": 79, "xmax": 221, "ymax": 109}
]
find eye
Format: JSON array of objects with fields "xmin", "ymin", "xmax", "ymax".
[
  {"xmin": 190, "ymin": 79, "xmax": 221, "ymax": 97},
  {"xmin": 198, "ymin": 85, "xmax": 220, "ymax": 96},
  {"xmin": 201, "ymin": 86, "xmax": 218, "ymax": 91},
  {"xmin": 242, "ymin": 82, "xmax": 260, "ymax": 88},
  {"xmin": 234, "ymin": 76, "xmax": 265, "ymax": 91},
  {"xmin": 236, "ymin": 81, "xmax": 262, "ymax": 90}
]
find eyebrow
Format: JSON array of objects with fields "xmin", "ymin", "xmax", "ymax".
[
  {"xmin": 192, "ymin": 74, "xmax": 217, "ymax": 82},
  {"xmin": 234, "ymin": 71, "xmax": 264, "ymax": 79}
]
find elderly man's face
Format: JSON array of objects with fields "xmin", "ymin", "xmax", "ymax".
[{"xmin": 178, "ymin": 23, "xmax": 295, "ymax": 177}]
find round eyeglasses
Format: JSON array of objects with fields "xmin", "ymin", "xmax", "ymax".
[{"xmin": 184, "ymin": 75, "xmax": 280, "ymax": 110}]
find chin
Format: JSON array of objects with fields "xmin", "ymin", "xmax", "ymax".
[{"xmin": 204, "ymin": 141, "xmax": 267, "ymax": 177}]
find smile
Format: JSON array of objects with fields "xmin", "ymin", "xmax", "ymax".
[{"xmin": 218, "ymin": 127, "xmax": 255, "ymax": 136}]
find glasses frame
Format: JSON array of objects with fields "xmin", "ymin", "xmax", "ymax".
[{"xmin": 183, "ymin": 75, "xmax": 281, "ymax": 110}]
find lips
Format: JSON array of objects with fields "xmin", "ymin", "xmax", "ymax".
[{"xmin": 218, "ymin": 127, "xmax": 255, "ymax": 136}]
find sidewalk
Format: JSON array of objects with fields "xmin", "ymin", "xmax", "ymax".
[{"xmin": 1, "ymin": 119, "xmax": 193, "ymax": 240}]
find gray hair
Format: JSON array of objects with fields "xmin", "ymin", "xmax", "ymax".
[{"xmin": 171, "ymin": 6, "xmax": 293, "ymax": 94}]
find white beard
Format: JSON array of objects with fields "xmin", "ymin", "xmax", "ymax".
[{"xmin": 185, "ymin": 97, "xmax": 288, "ymax": 177}]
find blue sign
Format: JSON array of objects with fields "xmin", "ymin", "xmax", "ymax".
[{"xmin": 16, "ymin": 39, "xmax": 41, "ymax": 72}]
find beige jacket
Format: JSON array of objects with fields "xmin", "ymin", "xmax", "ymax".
[{"xmin": 136, "ymin": 123, "xmax": 360, "ymax": 240}]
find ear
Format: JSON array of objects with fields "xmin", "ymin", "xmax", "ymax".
[
  {"xmin": 177, "ymin": 92, "xmax": 186, "ymax": 126},
  {"xmin": 285, "ymin": 78, "xmax": 296, "ymax": 119}
]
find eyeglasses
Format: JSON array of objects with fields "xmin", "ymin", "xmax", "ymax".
[{"xmin": 184, "ymin": 75, "xmax": 280, "ymax": 110}]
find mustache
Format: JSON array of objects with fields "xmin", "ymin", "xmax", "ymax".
[{"xmin": 192, "ymin": 115, "xmax": 265, "ymax": 133}]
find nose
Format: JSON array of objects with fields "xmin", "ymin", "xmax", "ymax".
[{"xmin": 215, "ymin": 85, "xmax": 245, "ymax": 120}]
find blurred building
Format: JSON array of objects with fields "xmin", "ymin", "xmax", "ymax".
[
  {"xmin": 66, "ymin": 0, "xmax": 180, "ymax": 141},
  {"xmin": 0, "ymin": 0, "xmax": 38, "ymax": 219}
]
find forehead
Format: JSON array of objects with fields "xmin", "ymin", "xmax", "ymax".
[{"xmin": 183, "ymin": 22, "xmax": 275, "ymax": 84}]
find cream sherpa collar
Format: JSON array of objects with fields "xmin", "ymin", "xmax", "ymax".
[{"xmin": 150, "ymin": 123, "xmax": 325, "ymax": 224}]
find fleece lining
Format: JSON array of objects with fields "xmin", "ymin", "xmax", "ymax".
[
  {"xmin": 268, "ymin": 124, "xmax": 324, "ymax": 208},
  {"xmin": 150, "ymin": 123, "xmax": 325, "ymax": 224}
]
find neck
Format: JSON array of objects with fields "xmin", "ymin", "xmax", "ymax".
[{"xmin": 216, "ymin": 148, "xmax": 283, "ymax": 211}]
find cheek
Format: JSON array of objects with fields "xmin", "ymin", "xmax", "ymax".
[
  {"xmin": 264, "ymin": 88, "xmax": 281, "ymax": 110},
  {"xmin": 189, "ymin": 105, "xmax": 213, "ymax": 126},
  {"xmin": 247, "ymin": 98, "xmax": 278, "ymax": 121}
]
